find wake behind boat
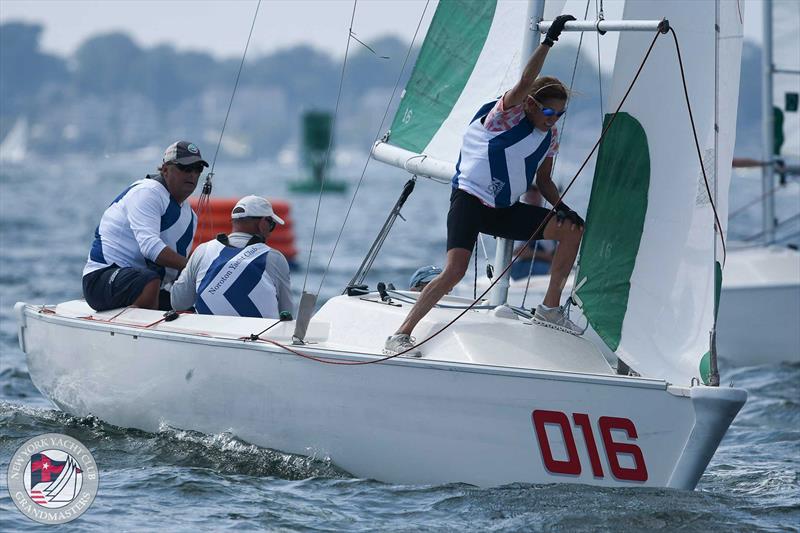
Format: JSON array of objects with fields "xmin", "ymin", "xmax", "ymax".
[{"xmin": 16, "ymin": 0, "xmax": 748, "ymax": 490}]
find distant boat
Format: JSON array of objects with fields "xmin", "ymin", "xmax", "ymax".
[
  {"xmin": 719, "ymin": 0, "xmax": 799, "ymax": 365},
  {"xmin": 0, "ymin": 116, "xmax": 28, "ymax": 163}
]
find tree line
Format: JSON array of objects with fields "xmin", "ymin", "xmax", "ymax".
[{"xmin": 0, "ymin": 21, "xmax": 764, "ymax": 159}]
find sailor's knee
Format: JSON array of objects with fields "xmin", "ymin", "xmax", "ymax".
[{"xmin": 134, "ymin": 279, "xmax": 160, "ymax": 309}]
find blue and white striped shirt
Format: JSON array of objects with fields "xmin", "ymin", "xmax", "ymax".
[
  {"xmin": 83, "ymin": 177, "xmax": 196, "ymax": 285},
  {"xmin": 452, "ymin": 100, "xmax": 553, "ymax": 208},
  {"xmin": 171, "ymin": 233, "xmax": 293, "ymax": 318}
]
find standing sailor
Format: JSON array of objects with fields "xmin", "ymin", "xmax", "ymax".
[
  {"xmin": 171, "ymin": 195, "xmax": 293, "ymax": 319},
  {"xmin": 82, "ymin": 141, "xmax": 205, "ymax": 311},
  {"xmin": 384, "ymin": 14, "xmax": 585, "ymax": 357}
]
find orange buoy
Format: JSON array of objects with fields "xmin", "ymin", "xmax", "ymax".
[{"xmin": 189, "ymin": 197, "xmax": 297, "ymax": 262}]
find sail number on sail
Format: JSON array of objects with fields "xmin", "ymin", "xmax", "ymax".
[{"xmin": 532, "ymin": 410, "xmax": 648, "ymax": 482}]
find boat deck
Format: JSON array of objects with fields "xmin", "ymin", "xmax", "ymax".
[{"xmin": 41, "ymin": 292, "xmax": 614, "ymax": 376}]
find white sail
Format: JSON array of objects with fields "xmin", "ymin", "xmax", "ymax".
[
  {"xmin": 576, "ymin": 0, "xmax": 744, "ymax": 385},
  {"xmin": 0, "ymin": 116, "xmax": 28, "ymax": 163}
]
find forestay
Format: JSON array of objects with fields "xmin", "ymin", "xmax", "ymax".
[
  {"xmin": 575, "ymin": 0, "xmax": 744, "ymax": 385},
  {"xmin": 372, "ymin": 0, "xmax": 565, "ymax": 180}
]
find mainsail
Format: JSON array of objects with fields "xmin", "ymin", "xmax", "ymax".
[{"xmin": 576, "ymin": 0, "xmax": 744, "ymax": 385}]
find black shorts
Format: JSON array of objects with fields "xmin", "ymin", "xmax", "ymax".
[
  {"xmin": 446, "ymin": 188, "xmax": 551, "ymax": 251},
  {"xmin": 82, "ymin": 265, "xmax": 160, "ymax": 311}
]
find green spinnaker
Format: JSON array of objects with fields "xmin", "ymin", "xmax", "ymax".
[{"xmin": 576, "ymin": 113, "xmax": 650, "ymax": 351}]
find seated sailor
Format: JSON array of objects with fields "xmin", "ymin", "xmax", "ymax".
[
  {"xmin": 82, "ymin": 140, "xmax": 206, "ymax": 311},
  {"xmin": 171, "ymin": 195, "xmax": 293, "ymax": 319}
]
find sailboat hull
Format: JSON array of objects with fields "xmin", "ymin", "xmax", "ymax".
[
  {"xmin": 16, "ymin": 301, "xmax": 745, "ymax": 490},
  {"xmin": 716, "ymin": 246, "xmax": 800, "ymax": 365}
]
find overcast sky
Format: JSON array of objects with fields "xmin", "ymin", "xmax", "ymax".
[
  {"xmin": 0, "ymin": 0, "xmax": 436, "ymax": 59},
  {"xmin": 1, "ymin": 0, "xmax": 765, "ymax": 61}
]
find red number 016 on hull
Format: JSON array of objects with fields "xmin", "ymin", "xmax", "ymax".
[{"xmin": 532, "ymin": 410, "xmax": 648, "ymax": 482}]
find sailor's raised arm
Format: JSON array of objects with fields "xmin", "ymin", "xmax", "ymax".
[{"xmin": 503, "ymin": 14, "xmax": 575, "ymax": 108}]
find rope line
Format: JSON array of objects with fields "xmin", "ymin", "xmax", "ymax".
[{"xmin": 668, "ymin": 27, "xmax": 727, "ymax": 265}]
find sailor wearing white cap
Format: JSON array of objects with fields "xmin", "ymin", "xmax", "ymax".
[{"xmin": 171, "ymin": 195, "xmax": 293, "ymax": 319}]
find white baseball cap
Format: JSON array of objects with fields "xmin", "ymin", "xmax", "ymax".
[{"xmin": 230, "ymin": 195, "xmax": 285, "ymax": 225}]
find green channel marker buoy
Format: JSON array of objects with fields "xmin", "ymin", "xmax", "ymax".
[{"xmin": 288, "ymin": 110, "xmax": 348, "ymax": 193}]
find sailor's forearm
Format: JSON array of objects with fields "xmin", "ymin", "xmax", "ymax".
[
  {"xmin": 155, "ymin": 247, "xmax": 188, "ymax": 270},
  {"xmin": 538, "ymin": 181, "xmax": 562, "ymax": 208},
  {"xmin": 519, "ymin": 44, "xmax": 550, "ymax": 91}
]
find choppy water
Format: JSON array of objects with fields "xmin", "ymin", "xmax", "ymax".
[{"xmin": 1, "ymin": 157, "xmax": 798, "ymax": 531}]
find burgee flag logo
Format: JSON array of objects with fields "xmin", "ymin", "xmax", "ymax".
[{"xmin": 7, "ymin": 433, "xmax": 99, "ymax": 524}]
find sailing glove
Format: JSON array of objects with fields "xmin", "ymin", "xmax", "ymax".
[
  {"xmin": 543, "ymin": 14, "xmax": 576, "ymax": 47},
  {"xmin": 556, "ymin": 204, "xmax": 585, "ymax": 228}
]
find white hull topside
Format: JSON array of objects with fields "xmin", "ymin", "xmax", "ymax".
[
  {"xmin": 16, "ymin": 293, "xmax": 745, "ymax": 490},
  {"xmin": 455, "ymin": 245, "xmax": 800, "ymax": 366}
]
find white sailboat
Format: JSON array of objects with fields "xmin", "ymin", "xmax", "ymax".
[
  {"xmin": 0, "ymin": 116, "xmax": 29, "ymax": 164},
  {"xmin": 16, "ymin": 0, "xmax": 747, "ymax": 489}
]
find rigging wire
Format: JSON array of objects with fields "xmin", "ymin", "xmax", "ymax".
[
  {"xmin": 547, "ymin": 0, "xmax": 590, "ymax": 190},
  {"xmin": 519, "ymin": 239, "xmax": 539, "ymax": 309},
  {"xmin": 195, "ymin": 0, "xmax": 262, "ymax": 238},
  {"xmin": 209, "ymin": 0, "xmax": 261, "ymax": 176},
  {"xmin": 595, "ymin": 0, "xmax": 605, "ymax": 120},
  {"xmin": 300, "ymin": 0, "xmax": 360, "ymax": 295},
  {"xmin": 519, "ymin": 0, "xmax": 591, "ymax": 307},
  {"xmin": 741, "ymin": 212, "xmax": 800, "ymax": 242},
  {"xmin": 728, "ymin": 181, "xmax": 791, "ymax": 220},
  {"xmin": 311, "ymin": 0, "xmax": 432, "ymax": 295}
]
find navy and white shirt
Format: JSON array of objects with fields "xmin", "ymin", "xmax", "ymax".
[
  {"xmin": 83, "ymin": 176, "xmax": 197, "ymax": 285},
  {"xmin": 171, "ymin": 233, "xmax": 293, "ymax": 319},
  {"xmin": 452, "ymin": 100, "xmax": 554, "ymax": 208}
]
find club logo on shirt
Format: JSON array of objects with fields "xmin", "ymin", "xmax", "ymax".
[
  {"xmin": 487, "ymin": 177, "xmax": 506, "ymax": 196},
  {"xmin": 7, "ymin": 433, "xmax": 99, "ymax": 524}
]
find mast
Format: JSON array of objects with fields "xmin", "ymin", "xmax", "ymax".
[
  {"xmin": 489, "ymin": 0, "xmax": 545, "ymax": 306},
  {"xmin": 762, "ymin": 0, "xmax": 776, "ymax": 244},
  {"xmin": 709, "ymin": 0, "xmax": 721, "ymax": 387}
]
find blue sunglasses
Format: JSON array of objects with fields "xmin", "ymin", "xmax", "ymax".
[{"xmin": 529, "ymin": 96, "xmax": 567, "ymax": 117}]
